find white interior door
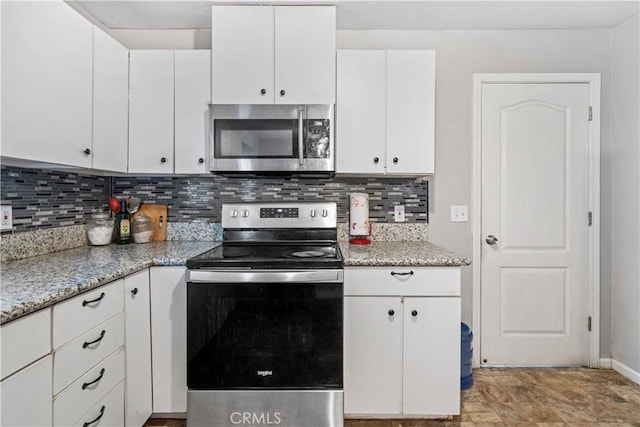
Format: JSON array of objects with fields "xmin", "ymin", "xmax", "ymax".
[{"xmin": 481, "ymin": 83, "xmax": 591, "ymax": 365}]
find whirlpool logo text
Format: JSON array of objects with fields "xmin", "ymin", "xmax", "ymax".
[{"xmin": 230, "ymin": 412, "xmax": 282, "ymax": 425}]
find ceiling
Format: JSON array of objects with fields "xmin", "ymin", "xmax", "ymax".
[{"xmin": 70, "ymin": 0, "xmax": 640, "ymax": 31}]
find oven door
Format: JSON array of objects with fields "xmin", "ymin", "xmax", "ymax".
[
  {"xmin": 209, "ymin": 105, "xmax": 334, "ymax": 174},
  {"xmin": 186, "ymin": 269, "xmax": 343, "ymax": 390}
]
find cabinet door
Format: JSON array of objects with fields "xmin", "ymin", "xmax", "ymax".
[
  {"xmin": 1, "ymin": 1, "xmax": 93, "ymax": 167},
  {"xmin": 403, "ymin": 297, "xmax": 460, "ymax": 415},
  {"xmin": 336, "ymin": 50, "xmax": 386, "ymax": 174},
  {"xmin": 92, "ymin": 26, "xmax": 129, "ymax": 173},
  {"xmin": 175, "ymin": 50, "xmax": 211, "ymax": 174},
  {"xmin": 344, "ymin": 296, "xmax": 402, "ymax": 415},
  {"xmin": 124, "ymin": 269, "xmax": 152, "ymax": 426},
  {"xmin": 1, "ymin": 308, "xmax": 51, "ymax": 381},
  {"xmin": 211, "ymin": 6, "xmax": 274, "ymax": 104},
  {"xmin": 150, "ymin": 267, "xmax": 187, "ymax": 414},
  {"xmin": 274, "ymin": 6, "xmax": 336, "ymax": 104},
  {"xmin": 1, "ymin": 356, "xmax": 52, "ymax": 427},
  {"xmin": 386, "ymin": 50, "xmax": 436, "ymax": 174},
  {"xmin": 129, "ymin": 50, "xmax": 174, "ymax": 173}
]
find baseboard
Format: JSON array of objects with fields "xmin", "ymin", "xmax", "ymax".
[
  {"xmin": 612, "ymin": 358, "xmax": 640, "ymax": 385},
  {"xmin": 599, "ymin": 358, "xmax": 612, "ymax": 368}
]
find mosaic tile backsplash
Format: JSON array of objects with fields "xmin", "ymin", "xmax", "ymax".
[
  {"xmin": 1, "ymin": 166, "xmax": 110, "ymax": 232},
  {"xmin": 1, "ymin": 165, "xmax": 428, "ymax": 233},
  {"xmin": 112, "ymin": 175, "xmax": 428, "ymax": 223}
]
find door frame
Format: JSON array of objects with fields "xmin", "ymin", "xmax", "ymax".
[{"xmin": 472, "ymin": 73, "xmax": 601, "ymax": 368}]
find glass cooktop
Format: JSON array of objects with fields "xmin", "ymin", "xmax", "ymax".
[{"xmin": 186, "ymin": 243, "xmax": 343, "ymax": 270}]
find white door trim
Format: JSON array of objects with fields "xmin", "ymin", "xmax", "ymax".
[{"xmin": 472, "ymin": 73, "xmax": 601, "ymax": 368}]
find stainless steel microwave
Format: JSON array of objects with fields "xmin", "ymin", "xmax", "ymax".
[{"xmin": 209, "ymin": 105, "xmax": 335, "ymax": 175}]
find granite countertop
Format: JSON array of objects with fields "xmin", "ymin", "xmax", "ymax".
[
  {"xmin": 1, "ymin": 238, "xmax": 469, "ymax": 325},
  {"xmin": 339, "ymin": 240, "xmax": 471, "ymax": 267},
  {"xmin": 0, "ymin": 241, "xmax": 219, "ymax": 324}
]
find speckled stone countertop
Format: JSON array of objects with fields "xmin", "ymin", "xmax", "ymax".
[
  {"xmin": 0, "ymin": 241, "xmax": 219, "ymax": 324},
  {"xmin": 339, "ymin": 241, "xmax": 471, "ymax": 267}
]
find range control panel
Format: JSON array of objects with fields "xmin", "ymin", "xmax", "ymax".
[
  {"xmin": 260, "ymin": 207, "xmax": 299, "ymax": 219},
  {"xmin": 221, "ymin": 202, "xmax": 337, "ymax": 229}
]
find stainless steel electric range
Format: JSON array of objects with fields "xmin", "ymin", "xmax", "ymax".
[{"xmin": 186, "ymin": 202, "xmax": 344, "ymax": 427}]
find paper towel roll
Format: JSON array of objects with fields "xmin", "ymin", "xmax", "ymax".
[{"xmin": 349, "ymin": 193, "xmax": 370, "ymax": 236}]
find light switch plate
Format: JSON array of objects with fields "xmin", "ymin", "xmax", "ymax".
[
  {"xmin": 451, "ymin": 205, "xmax": 468, "ymax": 222},
  {"xmin": 1, "ymin": 205, "xmax": 13, "ymax": 230},
  {"xmin": 394, "ymin": 205, "xmax": 405, "ymax": 222}
]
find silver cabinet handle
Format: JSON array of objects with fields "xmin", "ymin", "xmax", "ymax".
[
  {"xmin": 298, "ymin": 109, "xmax": 304, "ymax": 166},
  {"xmin": 486, "ymin": 235, "xmax": 498, "ymax": 245}
]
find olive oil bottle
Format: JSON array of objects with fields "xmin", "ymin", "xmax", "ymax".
[{"xmin": 115, "ymin": 199, "xmax": 131, "ymax": 244}]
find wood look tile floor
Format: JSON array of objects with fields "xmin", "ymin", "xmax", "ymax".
[{"xmin": 144, "ymin": 368, "xmax": 640, "ymax": 427}]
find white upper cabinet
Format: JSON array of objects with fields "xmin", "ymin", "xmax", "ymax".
[
  {"xmin": 336, "ymin": 50, "xmax": 436, "ymax": 175},
  {"xmin": 1, "ymin": 0, "xmax": 93, "ymax": 168},
  {"xmin": 273, "ymin": 6, "xmax": 336, "ymax": 104},
  {"xmin": 386, "ymin": 50, "xmax": 436, "ymax": 175},
  {"xmin": 92, "ymin": 26, "xmax": 129, "ymax": 173},
  {"xmin": 129, "ymin": 50, "xmax": 175, "ymax": 174},
  {"xmin": 211, "ymin": 6, "xmax": 274, "ymax": 104},
  {"xmin": 336, "ymin": 50, "xmax": 387, "ymax": 174},
  {"xmin": 211, "ymin": 5, "xmax": 336, "ymax": 105},
  {"xmin": 175, "ymin": 50, "xmax": 211, "ymax": 174},
  {"xmin": 129, "ymin": 50, "xmax": 211, "ymax": 174}
]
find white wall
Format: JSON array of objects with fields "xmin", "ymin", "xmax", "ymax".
[
  {"xmin": 611, "ymin": 13, "xmax": 640, "ymax": 378},
  {"xmin": 337, "ymin": 29, "xmax": 613, "ymax": 354}
]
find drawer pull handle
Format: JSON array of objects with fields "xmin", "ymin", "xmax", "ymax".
[
  {"xmin": 83, "ymin": 330, "xmax": 106, "ymax": 349},
  {"xmin": 82, "ymin": 405, "xmax": 105, "ymax": 427},
  {"xmin": 82, "ymin": 368, "xmax": 105, "ymax": 390},
  {"xmin": 411, "ymin": 310, "xmax": 418, "ymax": 317},
  {"xmin": 131, "ymin": 287, "xmax": 139, "ymax": 296},
  {"xmin": 388, "ymin": 309, "xmax": 395, "ymax": 316},
  {"xmin": 390, "ymin": 271, "xmax": 414, "ymax": 277},
  {"xmin": 82, "ymin": 292, "xmax": 105, "ymax": 307}
]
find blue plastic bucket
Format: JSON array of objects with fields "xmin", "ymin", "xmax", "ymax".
[{"xmin": 461, "ymin": 322, "xmax": 474, "ymax": 389}]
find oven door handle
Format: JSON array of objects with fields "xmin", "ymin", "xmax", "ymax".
[{"xmin": 187, "ymin": 269, "xmax": 343, "ymax": 283}]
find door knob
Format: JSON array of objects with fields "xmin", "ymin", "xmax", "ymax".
[{"xmin": 486, "ymin": 235, "xmax": 498, "ymax": 245}]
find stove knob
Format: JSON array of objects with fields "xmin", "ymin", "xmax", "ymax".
[
  {"xmin": 322, "ymin": 209, "xmax": 328, "ymax": 218},
  {"xmin": 242, "ymin": 210, "xmax": 249, "ymax": 218},
  {"xmin": 310, "ymin": 209, "xmax": 316, "ymax": 218},
  {"xmin": 229, "ymin": 210, "xmax": 238, "ymax": 218}
]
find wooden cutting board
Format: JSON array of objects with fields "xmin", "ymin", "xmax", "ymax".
[{"xmin": 132, "ymin": 204, "xmax": 168, "ymax": 241}]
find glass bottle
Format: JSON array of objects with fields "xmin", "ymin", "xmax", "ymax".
[
  {"xmin": 115, "ymin": 199, "xmax": 131, "ymax": 244},
  {"xmin": 86, "ymin": 212, "xmax": 114, "ymax": 245}
]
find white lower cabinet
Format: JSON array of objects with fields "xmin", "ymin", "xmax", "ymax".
[
  {"xmin": 54, "ymin": 348, "xmax": 125, "ymax": 427},
  {"xmin": 124, "ymin": 269, "xmax": 153, "ymax": 426},
  {"xmin": 344, "ymin": 296, "xmax": 403, "ymax": 414},
  {"xmin": 0, "ymin": 356, "xmax": 53, "ymax": 427},
  {"xmin": 0, "ymin": 270, "xmax": 158, "ymax": 427},
  {"xmin": 73, "ymin": 381, "xmax": 125, "ymax": 427},
  {"xmin": 150, "ymin": 266, "xmax": 187, "ymax": 414},
  {"xmin": 344, "ymin": 267, "xmax": 461, "ymax": 417}
]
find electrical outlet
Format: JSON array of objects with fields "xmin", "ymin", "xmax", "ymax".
[
  {"xmin": 1, "ymin": 205, "xmax": 13, "ymax": 230},
  {"xmin": 394, "ymin": 205, "xmax": 405, "ymax": 222},
  {"xmin": 451, "ymin": 205, "xmax": 468, "ymax": 222}
]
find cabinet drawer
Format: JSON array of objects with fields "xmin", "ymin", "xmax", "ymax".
[
  {"xmin": 344, "ymin": 267, "xmax": 460, "ymax": 296},
  {"xmin": 0, "ymin": 356, "xmax": 52, "ymax": 427},
  {"xmin": 73, "ymin": 381, "xmax": 124, "ymax": 427},
  {"xmin": 54, "ymin": 347, "xmax": 125, "ymax": 427},
  {"xmin": 1, "ymin": 308, "xmax": 51, "ymax": 380},
  {"xmin": 53, "ymin": 279, "xmax": 124, "ymax": 348},
  {"xmin": 54, "ymin": 312, "xmax": 124, "ymax": 394}
]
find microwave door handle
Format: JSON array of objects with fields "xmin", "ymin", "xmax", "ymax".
[{"xmin": 298, "ymin": 109, "xmax": 305, "ymax": 166}]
